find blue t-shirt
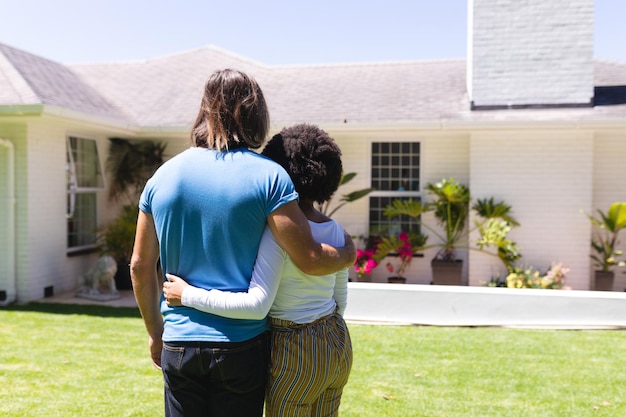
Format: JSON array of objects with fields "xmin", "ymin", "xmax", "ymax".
[{"xmin": 139, "ymin": 147, "xmax": 298, "ymax": 342}]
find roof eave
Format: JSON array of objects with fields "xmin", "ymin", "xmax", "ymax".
[
  {"xmin": 0, "ymin": 104, "xmax": 45, "ymax": 116},
  {"xmin": 309, "ymin": 117, "xmax": 626, "ymax": 133},
  {"xmin": 39, "ymin": 105, "xmax": 139, "ymax": 132}
]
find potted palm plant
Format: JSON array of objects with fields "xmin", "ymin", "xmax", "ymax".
[
  {"xmin": 97, "ymin": 204, "xmax": 139, "ymax": 290},
  {"xmin": 425, "ymin": 178, "xmax": 471, "ymax": 284},
  {"xmin": 582, "ymin": 202, "xmax": 626, "ymax": 291},
  {"xmin": 98, "ymin": 138, "xmax": 167, "ymax": 289},
  {"xmin": 383, "ymin": 178, "xmax": 519, "ymax": 285}
]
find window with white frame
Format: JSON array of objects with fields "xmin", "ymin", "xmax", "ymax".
[
  {"xmin": 66, "ymin": 136, "xmax": 104, "ymax": 251},
  {"xmin": 369, "ymin": 142, "xmax": 421, "ymax": 236}
]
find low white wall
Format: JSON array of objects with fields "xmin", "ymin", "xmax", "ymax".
[{"xmin": 344, "ymin": 283, "xmax": 626, "ymax": 329}]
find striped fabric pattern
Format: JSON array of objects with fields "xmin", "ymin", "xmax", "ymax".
[{"xmin": 266, "ymin": 312, "xmax": 353, "ymax": 417}]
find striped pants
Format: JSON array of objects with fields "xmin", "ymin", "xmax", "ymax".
[{"xmin": 266, "ymin": 312, "xmax": 353, "ymax": 417}]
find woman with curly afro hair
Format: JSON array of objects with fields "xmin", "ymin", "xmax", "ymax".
[
  {"xmin": 262, "ymin": 123, "xmax": 343, "ymax": 211},
  {"xmin": 164, "ymin": 123, "xmax": 353, "ymax": 417}
]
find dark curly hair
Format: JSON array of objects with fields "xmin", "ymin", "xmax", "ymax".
[{"xmin": 262, "ymin": 124, "xmax": 342, "ymax": 204}]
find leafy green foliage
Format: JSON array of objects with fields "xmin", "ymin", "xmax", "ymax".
[
  {"xmin": 476, "ymin": 218, "xmax": 521, "ymax": 270},
  {"xmin": 582, "ymin": 202, "xmax": 626, "ymax": 272},
  {"xmin": 383, "ymin": 178, "xmax": 520, "ymax": 268},
  {"xmin": 425, "ymin": 178, "xmax": 471, "ymax": 260},
  {"xmin": 100, "ymin": 138, "xmax": 166, "ymax": 261},
  {"xmin": 472, "ymin": 197, "xmax": 520, "ymax": 227},
  {"xmin": 97, "ymin": 203, "xmax": 139, "ymax": 262},
  {"xmin": 319, "ymin": 172, "xmax": 375, "ymax": 217},
  {"xmin": 106, "ymin": 138, "xmax": 167, "ymax": 203},
  {"xmin": 384, "ymin": 197, "xmax": 432, "ymax": 219}
]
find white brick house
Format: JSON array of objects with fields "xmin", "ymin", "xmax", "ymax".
[{"xmin": 1, "ymin": 0, "xmax": 625, "ymax": 303}]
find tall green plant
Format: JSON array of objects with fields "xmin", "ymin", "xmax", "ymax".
[
  {"xmin": 99, "ymin": 138, "xmax": 167, "ymax": 262},
  {"xmin": 97, "ymin": 203, "xmax": 140, "ymax": 262},
  {"xmin": 425, "ymin": 178, "xmax": 471, "ymax": 260},
  {"xmin": 106, "ymin": 138, "xmax": 167, "ymax": 203},
  {"xmin": 475, "ymin": 218, "xmax": 521, "ymax": 271},
  {"xmin": 582, "ymin": 202, "xmax": 626, "ymax": 272},
  {"xmin": 319, "ymin": 172, "xmax": 375, "ymax": 217},
  {"xmin": 473, "ymin": 197, "xmax": 521, "ymax": 270}
]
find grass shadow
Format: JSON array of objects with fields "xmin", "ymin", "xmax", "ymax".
[{"xmin": 2, "ymin": 302, "xmax": 142, "ymax": 318}]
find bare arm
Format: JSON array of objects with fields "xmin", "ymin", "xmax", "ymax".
[
  {"xmin": 266, "ymin": 201, "xmax": 355, "ymax": 275},
  {"xmin": 130, "ymin": 210, "xmax": 163, "ymax": 369}
]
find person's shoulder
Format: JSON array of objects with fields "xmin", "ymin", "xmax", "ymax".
[
  {"xmin": 151, "ymin": 148, "xmax": 194, "ymax": 172},
  {"xmin": 247, "ymin": 151, "xmax": 290, "ymax": 176},
  {"xmin": 242, "ymin": 149, "xmax": 277, "ymax": 165},
  {"xmin": 161, "ymin": 147, "xmax": 196, "ymax": 164},
  {"xmin": 309, "ymin": 217, "xmax": 344, "ymax": 231}
]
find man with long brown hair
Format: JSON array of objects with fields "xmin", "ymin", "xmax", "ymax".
[{"xmin": 131, "ymin": 69, "xmax": 355, "ymax": 417}]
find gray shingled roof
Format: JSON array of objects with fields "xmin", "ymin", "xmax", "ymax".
[
  {"xmin": 0, "ymin": 43, "xmax": 128, "ymax": 120},
  {"xmin": 68, "ymin": 46, "xmax": 267, "ymax": 127},
  {"xmin": 1, "ymin": 43, "xmax": 625, "ymax": 128}
]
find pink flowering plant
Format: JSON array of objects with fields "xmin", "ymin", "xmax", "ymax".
[
  {"xmin": 375, "ymin": 231, "xmax": 428, "ymax": 277},
  {"xmin": 354, "ymin": 248, "xmax": 379, "ymax": 277},
  {"xmin": 353, "ymin": 235, "xmax": 382, "ymax": 278}
]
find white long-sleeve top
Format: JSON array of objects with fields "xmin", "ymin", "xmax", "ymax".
[{"xmin": 182, "ymin": 220, "xmax": 349, "ymax": 324}]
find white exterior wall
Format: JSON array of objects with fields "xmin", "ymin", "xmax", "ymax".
[
  {"xmin": 24, "ymin": 121, "xmax": 106, "ymax": 301},
  {"xmin": 327, "ymin": 131, "xmax": 371, "ymax": 238},
  {"xmin": 0, "ymin": 123, "xmax": 25, "ymax": 304},
  {"xmin": 11, "ymin": 115, "xmax": 191, "ymax": 303},
  {"xmin": 468, "ymin": 130, "xmax": 594, "ymax": 290},
  {"xmin": 0, "ymin": 145, "xmax": 7, "ymax": 292},
  {"xmin": 592, "ymin": 131, "xmax": 626, "ymax": 291},
  {"xmin": 5, "ymin": 117, "xmax": 624, "ymax": 302},
  {"xmin": 330, "ymin": 129, "xmax": 470, "ymax": 285},
  {"xmin": 468, "ymin": 0, "xmax": 594, "ymax": 107},
  {"xmin": 4, "ymin": 124, "xmax": 27, "ymax": 304},
  {"xmin": 26, "ymin": 121, "xmax": 71, "ymax": 300}
]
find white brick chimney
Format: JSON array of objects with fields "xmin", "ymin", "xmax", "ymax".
[{"xmin": 467, "ymin": 0, "xmax": 594, "ymax": 109}]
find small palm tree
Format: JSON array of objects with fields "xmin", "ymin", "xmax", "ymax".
[
  {"xmin": 583, "ymin": 202, "xmax": 626, "ymax": 272},
  {"xmin": 425, "ymin": 178, "xmax": 471, "ymax": 261},
  {"xmin": 106, "ymin": 138, "xmax": 167, "ymax": 203},
  {"xmin": 98, "ymin": 138, "xmax": 167, "ymax": 285}
]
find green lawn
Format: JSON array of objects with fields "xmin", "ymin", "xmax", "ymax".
[{"xmin": 1, "ymin": 303, "xmax": 625, "ymax": 416}]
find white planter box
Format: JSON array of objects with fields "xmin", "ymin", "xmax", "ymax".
[{"xmin": 344, "ymin": 283, "xmax": 626, "ymax": 329}]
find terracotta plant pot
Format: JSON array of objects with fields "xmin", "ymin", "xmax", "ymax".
[
  {"xmin": 357, "ymin": 273, "xmax": 372, "ymax": 282},
  {"xmin": 593, "ymin": 271, "xmax": 614, "ymax": 291},
  {"xmin": 387, "ymin": 276, "xmax": 407, "ymax": 284},
  {"xmin": 431, "ymin": 259, "xmax": 463, "ymax": 285}
]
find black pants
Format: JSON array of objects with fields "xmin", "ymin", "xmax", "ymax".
[{"xmin": 162, "ymin": 332, "xmax": 270, "ymax": 417}]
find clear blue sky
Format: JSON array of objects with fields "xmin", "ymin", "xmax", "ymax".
[{"xmin": 1, "ymin": 0, "xmax": 624, "ymax": 65}]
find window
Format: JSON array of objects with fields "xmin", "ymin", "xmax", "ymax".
[
  {"xmin": 369, "ymin": 142, "xmax": 421, "ymax": 236},
  {"xmin": 66, "ymin": 137, "xmax": 104, "ymax": 251}
]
